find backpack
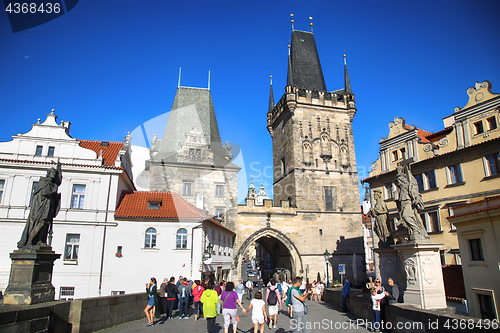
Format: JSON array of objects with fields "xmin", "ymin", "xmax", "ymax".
[
  {"xmin": 268, "ymin": 288, "xmax": 278, "ymax": 305},
  {"xmin": 181, "ymin": 286, "xmax": 186, "ymax": 298}
]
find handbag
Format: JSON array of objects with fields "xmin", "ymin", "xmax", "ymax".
[
  {"xmin": 219, "ymin": 291, "xmax": 231, "ymax": 315},
  {"xmin": 304, "ymin": 304, "xmax": 309, "ymax": 314},
  {"xmin": 236, "ymin": 314, "xmax": 240, "ymax": 322}
]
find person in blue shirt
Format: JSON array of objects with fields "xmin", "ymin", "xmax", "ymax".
[{"xmin": 342, "ymin": 276, "xmax": 350, "ymax": 312}]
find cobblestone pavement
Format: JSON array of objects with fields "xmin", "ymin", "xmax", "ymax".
[{"xmin": 98, "ymin": 298, "xmax": 371, "ymax": 333}]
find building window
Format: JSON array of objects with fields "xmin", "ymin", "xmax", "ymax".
[
  {"xmin": 144, "ymin": 228, "xmax": 157, "ymax": 248},
  {"xmin": 477, "ymin": 293, "xmax": 496, "ymax": 320},
  {"xmin": 0, "ymin": 179, "xmax": 4, "ymax": 203},
  {"xmin": 414, "ymin": 174, "xmax": 424, "ymax": 192},
  {"xmin": 184, "ymin": 182, "xmax": 192, "ymax": 195},
  {"xmin": 384, "ymin": 182, "xmax": 394, "ymax": 200},
  {"xmin": 487, "ymin": 116, "xmax": 497, "ymax": 131},
  {"xmin": 474, "ymin": 121, "xmax": 484, "ymax": 135},
  {"xmin": 485, "ymin": 153, "xmax": 500, "ymax": 176},
  {"xmin": 319, "ymin": 229, "xmax": 323, "ymax": 235},
  {"xmin": 215, "ymin": 185, "xmax": 224, "ymax": 197},
  {"xmin": 176, "ymin": 228, "xmax": 187, "ymax": 249},
  {"xmin": 64, "ymin": 234, "xmax": 80, "ymax": 260},
  {"xmin": 196, "ymin": 149, "xmax": 201, "ymax": 156},
  {"xmin": 400, "ymin": 147, "xmax": 406, "ymax": 159},
  {"xmin": 324, "ymin": 188, "xmax": 333, "ymax": 211},
  {"xmin": 428, "ymin": 211, "xmax": 440, "ymax": 232},
  {"xmin": 447, "ymin": 164, "xmax": 463, "ymax": 184},
  {"xmin": 424, "ymin": 170, "xmax": 437, "ymax": 189},
  {"xmin": 59, "ymin": 287, "xmax": 75, "ymax": 300},
  {"xmin": 392, "ymin": 150, "xmax": 398, "ymax": 162},
  {"xmin": 189, "ymin": 148, "xmax": 194, "ymax": 155},
  {"xmin": 281, "ymin": 158, "xmax": 286, "ymax": 175},
  {"xmin": 29, "ymin": 181, "xmax": 39, "ymax": 207},
  {"xmin": 47, "ymin": 146, "xmax": 55, "ymax": 157},
  {"xmin": 469, "ymin": 238, "xmax": 484, "ymax": 261},
  {"xmin": 215, "ymin": 209, "xmax": 223, "ymax": 219},
  {"xmin": 111, "ymin": 291, "xmax": 125, "ymax": 295},
  {"xmin": 35, "ymin": 145, "xmax": 43, "ymax": 156},
  {"xmin": 71, "ymin": 185, "xmax": 85, "ymax": 209}
]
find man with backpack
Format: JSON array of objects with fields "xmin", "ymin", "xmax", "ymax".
[{"xmin": 266, "ymin": 279, "xmax": 282, "ymax": 329}]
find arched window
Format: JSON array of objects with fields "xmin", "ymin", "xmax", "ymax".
[
  {"xmin": 144, "ymin": 227, "xmax": 157, "ymax": 248},
  {"xmin": 176, "ymin": 228, "xmax": 188, "ymax": 249}
]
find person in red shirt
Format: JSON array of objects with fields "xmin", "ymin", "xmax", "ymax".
[{"xmin": 192, "ymin": 279, "xmax": 205, "ymax": 321}]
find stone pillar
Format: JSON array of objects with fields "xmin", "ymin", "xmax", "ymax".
[
  {"xmin": 3, "ymin": 246, "xmax": 60, "ymax": 305},
  {"xmin": 392, "ymin": 242, "xmax": 446, "ymax": 309}
]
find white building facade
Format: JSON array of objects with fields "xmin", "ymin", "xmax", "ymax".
[{"xmin": 0, "ymin": 110, "xmax": 236, "ymax": 299}]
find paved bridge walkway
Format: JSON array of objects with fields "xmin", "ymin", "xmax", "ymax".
[{"xmin": 98, "ymin": 298, "xmax": 371, "ymax": 333}]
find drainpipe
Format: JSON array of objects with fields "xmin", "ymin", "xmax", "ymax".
[
  {"xmin": 99, "ymin": 173, "xmax": 113, "ymax": 297},
  {"xmin": 190, "ymin": 223, "xmax": 203, "ymax": 278}
]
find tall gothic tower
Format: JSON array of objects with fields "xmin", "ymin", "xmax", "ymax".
[
  {"xmin": 232, "ymin": 28, "xmax": 365, "ymax": 284},
  {"xmin": 268, "ymin": 29, "xmax": 359, "ymax": 212}
]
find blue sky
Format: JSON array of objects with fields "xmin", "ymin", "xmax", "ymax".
[{"xmin": 1, "ymin": 0, "xmax": 499, "ymax": 203}]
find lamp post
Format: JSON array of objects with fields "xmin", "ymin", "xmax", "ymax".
[
  {"xmin": 323, "ymin": 249, "xmax": 331, "ymax": 288},
  {"xmin": 206, "ymin": 243, "xmax": 213, "ymax": 258}
]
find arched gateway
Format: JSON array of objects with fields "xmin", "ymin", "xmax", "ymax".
[{"xmin": 233, "ymin": 227, "xmax": 303, "ymax": 282}]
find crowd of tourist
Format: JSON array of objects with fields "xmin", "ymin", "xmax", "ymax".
[{"xmin": 144, "ymin": 275, "xmax": 319, "ymax": 332}]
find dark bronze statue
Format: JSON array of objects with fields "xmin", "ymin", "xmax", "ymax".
[{"xmin": 17, "ymin": 162, "xmax": 62, "ymax": 248}]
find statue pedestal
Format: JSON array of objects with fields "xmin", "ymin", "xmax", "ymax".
[
  {"xmin": 392, "ymin": 242, "xmax": 446, "ymax": 309},
  {"xmin": 3, "ymin": 246, "xmax": 60, "ymax": 305}
]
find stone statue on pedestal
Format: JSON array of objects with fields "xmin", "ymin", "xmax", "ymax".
[
  {"xmin": 17, "ymin": 162, "xmax": 62, "ymax": 248},
  {"xmin": 4, "ymin": 163, "xmax": 62, "ymax": 305},
  {"xmin": 395, "ymin": 165, "xmax": 429, "ymax": 240},
  {"xmin": 370, "ymin": 189, "xmax": 390, "ymax": 244}
]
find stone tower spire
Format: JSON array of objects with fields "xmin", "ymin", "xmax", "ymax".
[
  {"xmin": 344, "ymin": 54, "xmax": 352, "ymax": 95},
  {"xmin": 269, "ymin": 75, "xmax": 274, "ymax": 113}
]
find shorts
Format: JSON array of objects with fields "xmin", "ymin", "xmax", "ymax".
[
  {"xmin": 252, "ymin": 316, "xmax": 265, "ymax": 324},
  {"xmin": 268, "ymin": 304, "xmax": 279, "ymax": 315}
]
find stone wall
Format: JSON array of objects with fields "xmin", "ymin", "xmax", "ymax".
[
  {"xmin": 0, "ymin": 293, "xmax": 147, "ymax": 333},
  {"xmin": 68, "ymin": 293, "xmax": 147, "ymax": 333},
  {"xmin": 324, "ymin": 288, "xmax": 487, "ymax": 333},
  {"xmin": 0, "ymin": 301, "xmax": 71, "ymax": 333}
]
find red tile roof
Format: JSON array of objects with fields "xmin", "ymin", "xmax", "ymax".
[
  {"xmin": 417, "ymin": 129, "xmax": 431, "ymax": 143},
  {"xmin": 425, "ymin": 126, "xmax": 454, "ymax": 141},
  {"xmin": 442, "ymin": 265, "xmax": 466, "ymax": 301},
  {"xmin": 450, "ymin": 195, "xmax": 500, "ymax": 211},
  {"xmin": 449, "ymin": 204, "xmax": 500, "ymax": 218},
  {"xmin": 79, "ymin": 140, "xmax": 123, "ymax": 166},
  {"xmin": 115, "ymin": 191, "xmax": 236, "ymax": 234},
  {"xmin": 115, "ymin": 191, "xmax": 213, "ymax": 220}
]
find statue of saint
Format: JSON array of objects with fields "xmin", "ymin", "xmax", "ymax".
[
  {"xmin": 17, "ymin": 162, "xmax": 62, "ymax": 248},
  {"xmin": 395, "ymin": 165, "xmax": 429, "ymax": 240},
  {"xmin": 370, "ymin": 189, "xmax": 390, "ymax": 243}
]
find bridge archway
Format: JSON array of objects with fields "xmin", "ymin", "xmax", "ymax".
[{"xmin": 234, "ymin": 227, "xmax": 302, "ymax": 282}]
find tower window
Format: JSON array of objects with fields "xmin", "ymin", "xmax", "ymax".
[
  {"xmin": 184, "ymin": 182, "xmax": 192, "ymax": 195},
  {"xmin": 281, "ymin": 158, "xmax": 286, "ymax": 175},
  {"xmin": 324, "ymin": 188, "xmax": 333, "ymax": 211},
  {"xmin": 319, "ymin": 229, "xmax": 323, "ymax": 235}
]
